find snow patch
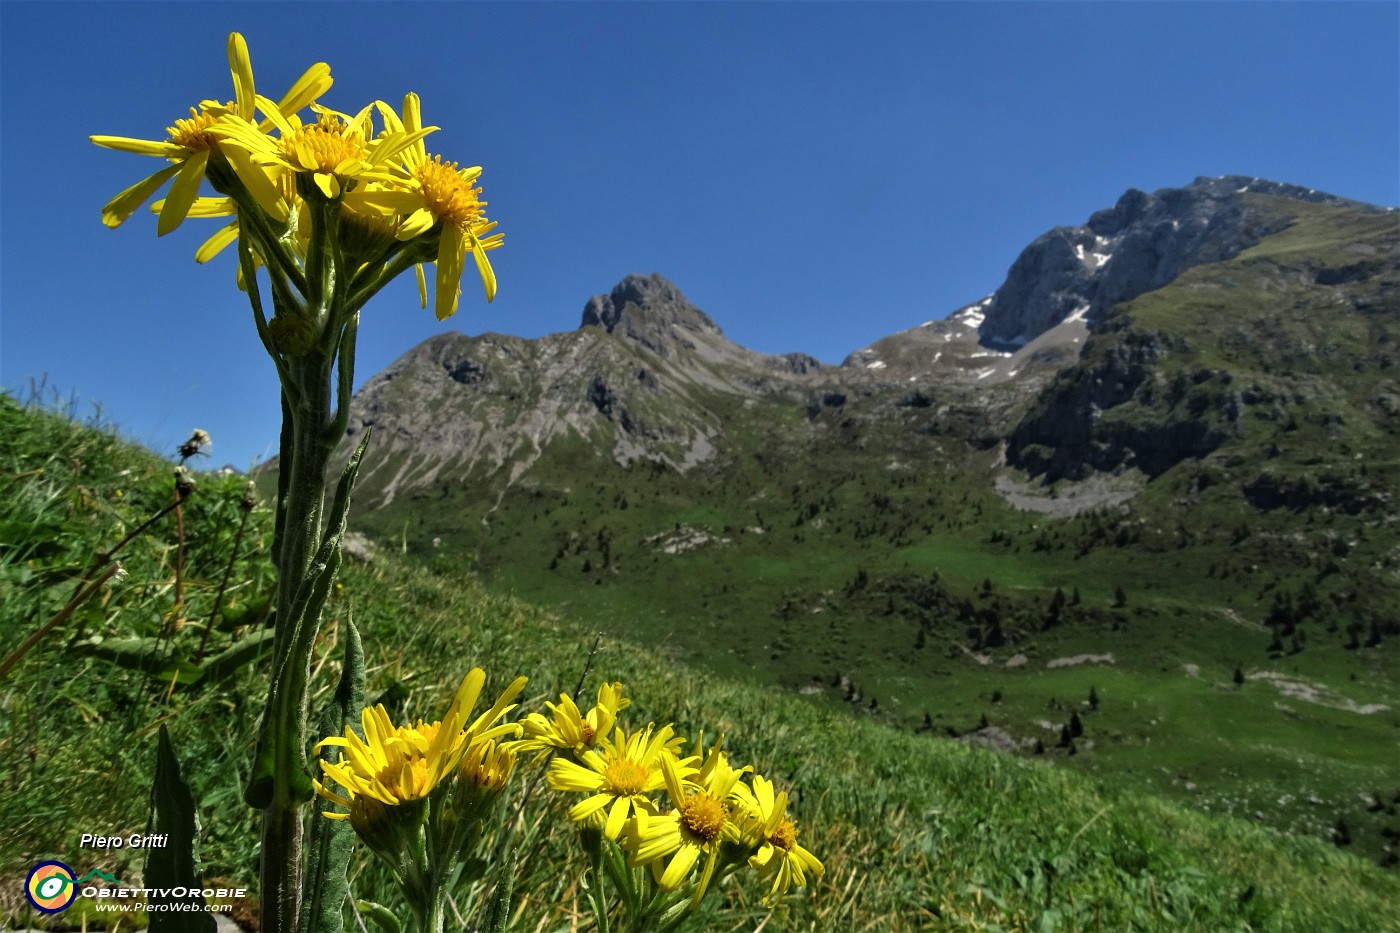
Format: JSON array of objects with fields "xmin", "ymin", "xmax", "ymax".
[
  {"xmin": 866, "ymin": 360, "xmax": 887, "ymax": 370},
  {"xmin": 1066, "ymin": 303, "xmax": 1091, "ymax": 324},
  {"xmin": 975, "ymin": 367, "xmax": 997, "ymax": 380}
]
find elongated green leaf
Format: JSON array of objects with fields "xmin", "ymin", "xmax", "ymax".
[
  {"xmin": 300, "ymin": 617, "xmax": 365, "ymax": 933},
  {"xmin": 484, "ymin": 841, "xmax": 519, "ymax": 933},
  {"xmin": 356, "ymin": 900, "xmax": 403, "ymax": 933},
  {"xmin": 200, "ymin": 626, "xmax": 276, "ymax": 681},
  {"xmin": 247, "ymin": 432, "xmax": 371, "ymax": 809},
  {"xmin": 145, "ymin": 725, "xmax": 216, "ymax": 932}
]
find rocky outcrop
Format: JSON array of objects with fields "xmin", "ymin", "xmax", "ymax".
[
  {"xmin": 977, "ymin": 176, "xmax": 1386, "ymax": 349},
  {"xmin": 581, "ymin": 273, "xmax": 722, "ymax": 358},
  {"xmin": 1006, "ymin": 331, "xmax": 1244, "ymax": 480}
]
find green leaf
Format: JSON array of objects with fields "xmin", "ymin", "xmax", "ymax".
[
  {"xmin": 356, "ymin": 900, "xmax": 403, "ymax": 933},
  {"xmin": 483, "ymin": 840, "xmax": 519, "ymax": 933},
  {"xmin": 145, "ymin": 724, "xmax": 216, "ymax": 932},
  {"xmin": 300, "ymin": 617, "xmax": 365, "ymax": 933},
  {"xmin": 76, "ymin": 636, "xmax": 205, "ymax": 684},
  {"xmin": 200, "ymin": 626, "xmax": 276, "ymax": 681},
  {"xmin": 247, "ymin": 432, "xmax": 372, "ymax": 809}
]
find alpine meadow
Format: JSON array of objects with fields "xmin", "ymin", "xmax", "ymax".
[{"xmin": 5, "ymin": 173, "xmax": 1399, "ymax": 931}]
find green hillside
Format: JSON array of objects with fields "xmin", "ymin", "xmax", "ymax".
[
  {"xmin": 8, "ymin": 375, "xmax": 1400, "ymax": 924},
  {"xmin": 338, "ymin": 195, "xmax": 1400, "ymax": 872},
  {"xmin": 5, "ymin": 394, "xmax": 1400, "ymax": 930}
]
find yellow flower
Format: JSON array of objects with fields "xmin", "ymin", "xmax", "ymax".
[
  {"xmin": 624, "ymin": 748, "xmax": 749, "ymax": 908},
  {"xmin": 314, "ymin": 668, "xmax": 527, "ymax": 816},
  {"xmin": 515, "ymin": 681, "xmax": 630, "ymax": 761},
  {"xmin": 347, "ymin": 93, "xmax": 503, "ymax": 318},
  {"xmin": 547, "ymin": 722, "xmax": 688, "ymax": 840},
  {"xmin": 733, "ymin": 774, "xmax": 824, "ymax": 905},
  {"xmin": 210, "ymin": 100, "xmax": 435, "ymax": 217},
  {"xmin": 91, "ymin": 33, "xmax": 330, "ymax": 235},
  {"xmin": 458, "ymin": 738, "xmax": 517, "ymax": 794}
]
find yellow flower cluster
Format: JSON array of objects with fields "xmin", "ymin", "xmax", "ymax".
[
  {"xmin": 313, "ymin": 669, "xmax": 526, "ymax": 838},
  {"xmin": 91, "ymin": 32, "xmax": 502, "ymax": 319},
  {"xmin": 520, "ymin": 683, "xmax": 824, "ymax": 908}
]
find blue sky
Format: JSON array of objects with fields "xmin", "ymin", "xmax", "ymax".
[{"xmin": 3, "ymin": 2, "xmax": 1397, "ymax": 469}]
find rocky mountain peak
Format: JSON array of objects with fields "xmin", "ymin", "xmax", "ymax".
[
  {"xmin": 976, "ymin": 176, "xmax": 1383, "ymax": 349},
  {"xmin": 580, "ymin": 273, "xmax": 722, "ymax": 358}
]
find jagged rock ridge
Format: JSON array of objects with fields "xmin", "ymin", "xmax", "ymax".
[{"xmin": 331, "ymin": 177, "xmax": 1396, "ymax": 514}]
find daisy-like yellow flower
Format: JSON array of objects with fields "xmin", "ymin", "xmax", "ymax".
[
  {"xmin": 210, "ymin": 101, "xmax": 435, "ymax": 216},
  {"xmin": 547, "ymin": 722, "xmax": 689, "ymax": 840},
  {"xmin": 349, "ymin": 93, "xmax": 504, "ymax": 318},
  {"xmin": 314, "ymin": 668, "xmax": 527, "ymax": 817},
  {"xmin": 624, "ymin": 748, "xmax": 750, "ymax": 908},
  {"xmin": 458, "ymin": 738, "xmax": 517, "ymax": 794},
  {"xmin": 515, "ymin": 681, "xmax": 630, "ymax": 761},
  {"xmin": 733, "ymin": 774, "xmax": 824, "ymax": 905},
  {"xmin": 91, "ymin": 33, "xmax": 330, "ymax": 235}
]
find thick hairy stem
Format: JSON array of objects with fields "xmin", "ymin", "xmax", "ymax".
[{"xmin": 260, "ymin": 801, "xmax": 304, "ymax": 933}]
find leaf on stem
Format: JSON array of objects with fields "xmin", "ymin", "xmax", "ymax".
[
  {"xmin": 145, "ymin": 724, "xmax": 216, "ymax": 932},
  {"xmin": 300, "ymin": 617, "xmax": 366, "ymax": 933}
]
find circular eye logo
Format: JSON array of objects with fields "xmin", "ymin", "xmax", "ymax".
[{"xmin": 26, "ymin": 861, "xmax": 77, "ymax": 913}]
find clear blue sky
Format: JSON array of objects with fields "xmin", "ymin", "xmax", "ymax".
[{"xmin": 3, "ymin": 2, "xmax": 1397, "ymax": 469}]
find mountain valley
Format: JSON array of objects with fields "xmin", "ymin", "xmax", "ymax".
[{"xmin": 329, "ymin": 176, "xmax": 1400, "ymax": 865}]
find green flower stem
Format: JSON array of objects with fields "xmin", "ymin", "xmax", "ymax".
[
  {"xmin": 208, "ymin": 159, "xmax": 309, "ymax": 299},
  {"xmin": 579, "ymin": 827, "xmax": 612, "ymax": 933},
  {"xmin": 345, "ymin": 241, "xmax": 434, "ymax": 312},
  {"xmin": 226, "ymin": 174, "xmax": 373, "ymax": 933}
]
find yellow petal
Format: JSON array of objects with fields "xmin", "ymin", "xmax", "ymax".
[
  {"xmin": 155, "ymin": 196, "xmax": 234, "ymax": 219},
  {"xmin": 313, "ymin": 172, "xmax": 341, "ymax": 199},
  {"xmin": 158, "ymin": 150, "xmax": 210, "ymax": 236},
  {"xmin": 547, "ymin": 758, "xmax": 603, "ymax": 793},
  {"xmin": 435, "ymin": 224, "xmax": 466, "ymax": 320},
  {"xmin": 90, "ymin": 135, "xmax": 186, "ymax": 158},
  {"xmin": 659, "ymin": 843, "xmax": 701, "ymax": 890},
  {"xmin": 374, "ymin": 99, "xmax": 405, "ymax": 135},
  {"xmin": 227, "ymin": 33, "xmax": 256, "ymax": 120},
  {"xmin": 208, "ymin": 115, "xmax": 280, "ymax": 155},
  {"xmin": 394, "ymin": 208, "xmax": 436, "ymax": 241},
  {"xmin": 273, "ymin": 62, "xmax": 332, "ymax": 121},
  {"xmin": 401, "ymin": 93, "xmax": 426, "ymax": 170},
  {"xmin": 604, "ymin": 795, "xmax": 632, "ymax": 839},
  {"xmin": 253, "ymin": 95, "xmax": 298, "ymax": 139},
  {"xmin": 225, "ymin": 145, "xmax": 289, "ymax": 221},
  {"xmin": 471, "ymin": 236, "xmax": 497, "ymax": 302},
  {"xmin": 367, "ymin": 127, "xmax": 438, "ymax": 167},
  {"xmin": 195, "ymin": 220, "xmax": 240, "ymax": 263},
  {"xmin": 568, "ymin": 793, "xmax": 615, "ymax": 822},
  {"xmin": 99, "ymin": 164, "xmax": 181, "ymax": 228}
]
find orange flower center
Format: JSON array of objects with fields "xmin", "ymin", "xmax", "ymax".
[
  {"xmin": 167, "ymin": 105, "xmax": 225, "ymax": 151},
  {"xmin": 284, "ymin": 115, "xmax": 367, "ymax": 173},
  {"xmin": 415, "ymin": 156, "xmax": 487, "ymax": 228},
  {"xmin": 770, "ymin": 817, "xmax": 799, "ymax": 852},
  {"xmin": 602, "ymin": 758, "xmax": 651, "ymax": 796},
  {"xmin": 377, "ymin": 757, "xmax": 431, "ymax": 801},
  {"xmin": 678, "ymin": 793, "xmax": 728, "ymax": 843},
  {"xmin": 579, "ymin": 722, "xmax": 596, "ymax": 745}
]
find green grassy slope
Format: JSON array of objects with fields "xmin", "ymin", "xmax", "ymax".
[
  {"xmin": 4, "ymin": 395, "xmax": 1400, "ymax": 930},
  {"xmin": 341, "ymin": 199, "xmax": 1400, "ymax": 870}
]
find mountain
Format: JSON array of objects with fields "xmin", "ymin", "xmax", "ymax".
[
  {"xmin": 331, "ymin": 176, "xmax": 1399, "ymax": 865},
  {"xmin": 341, "ymin": 175, "xmax": 1396, "ymax": 510}
]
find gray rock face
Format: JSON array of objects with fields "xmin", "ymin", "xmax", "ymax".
[
  {"xmin": 978, "ymin": 176, "xmax": 1386, "ymax": 348},
  {"xmin": 581, "ymin": 273, "xmax": 721, "ymax": 358}
]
